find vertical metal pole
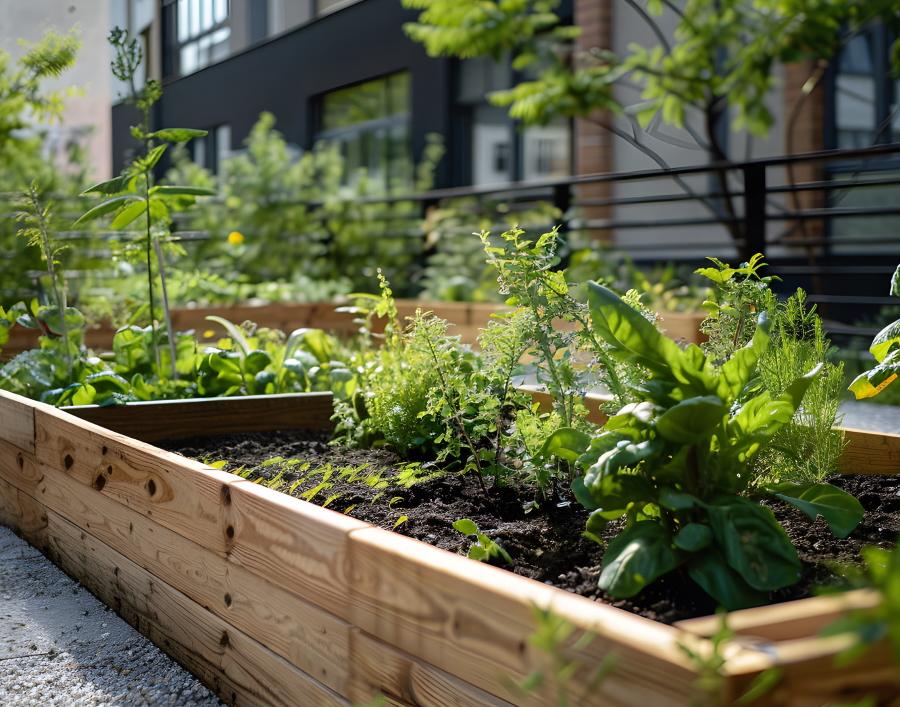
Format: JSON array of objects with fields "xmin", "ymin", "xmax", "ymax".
[{"xmin": 742, "ymin": 164, "xmax": 767, "ymax": 262}]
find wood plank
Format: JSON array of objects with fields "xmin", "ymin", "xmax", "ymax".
[
  {"xmin": 0, "ymin": 445, "xmax": 351, "ymax": 694},
  {"xmin": 520, "ymin": 386, "xmax": 610, "ymax": 426},
  {"xmin": 38, "ymin": 505, "xmax": 347, "ymax": 707},
  {"xmin": 839, "ymin": 427, "xmax": 900, "ymax": 475},
  {"xmin": 64, "ymin": 392, "xmax": 335, "ymax": 442},
  {"xmin": 722, "ymin": 633, "xmax": 899, "ymax": 706},
  {"xmin": 0, "ymin": 452, "xmax": 46, "ymax": 540},
  {"xmin": 227, "ymin": 479, "xmax": 368, "ymax": 621},
  {"xmin": 0, "ymin": 390, "xmax": 36, "ymax": 452},
  {"xmin": 346, "ymin": 526, "xmax": 697, "ymax": 706},
  {"xmin": 35, "ymin": 404, "xmax": 237, "ymax": 555},
  {"xmin": 676, "ymin": 590, "xmax": 881, "ymax": 642},
  {"xmin": 348, "ymin": 628, "xmax": 513, "ymax": 707}
]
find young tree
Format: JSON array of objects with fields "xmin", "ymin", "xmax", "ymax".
[{"xmin": 403, "ymin": 0, "xmax": 900, "ymax": 250}]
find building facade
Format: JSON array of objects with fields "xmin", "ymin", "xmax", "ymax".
[{"xmin": 110, "ymin": 1, "xmax": 897, "ymax": 206}]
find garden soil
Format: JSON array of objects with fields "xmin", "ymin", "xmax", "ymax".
[{"xmin": 162, "ymin": 430, "xmax": 900, "ymax": 624}]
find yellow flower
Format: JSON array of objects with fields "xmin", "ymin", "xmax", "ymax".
[
  {"xmin": 202, "ymin": 329, "xmax": 216, "ymax": 339},
  {"xmin": 227, "ymin": 230, "xmax": 245, "ymax": 246}
]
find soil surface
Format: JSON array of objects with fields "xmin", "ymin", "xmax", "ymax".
[{"xmin": 162, "ymin": 430, "xmax": 900, "ymax": 624}]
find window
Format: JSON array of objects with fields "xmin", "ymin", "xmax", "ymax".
[
  {"xmin": 317, "ymin": 73, "xmax": 411, "ymax": 188},
  {"xmin": 191, "ymin": 123, "xmax": 231, "ymax": 174},
  {"xmin": 170, "ymin": 0, "xmax": 230, "ymax": 76},
  {"xmin": 458, "ymin": 57, "xmax": 571, "ymax": 185},
  {"xmin": 831, "ymin": 26, "xmax": 898, "ymax": 148}
]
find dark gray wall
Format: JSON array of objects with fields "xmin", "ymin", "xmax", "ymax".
[{"xmin": 112, "ymin": 0, "xmax": 452, "ymax": 184}]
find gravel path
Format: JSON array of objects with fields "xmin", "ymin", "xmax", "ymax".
[{"xmin": 0, "ymin": 526, "xmax": 222, "ymax": 706}]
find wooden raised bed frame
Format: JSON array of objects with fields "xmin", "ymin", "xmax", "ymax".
[
  {"xmin": 1, "ymin": 300, "xmax": 706, "ymax": 359},
  {"xmin": 0, "ymin": 390, "xmax": 897, "ymax": 706}
]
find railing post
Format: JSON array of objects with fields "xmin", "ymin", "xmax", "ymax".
[
  {"xmin": 742, "ymin": 163, "xmax": 767, "ymax": 262},
  {"xmin": 553, "ymin": 182, "xmax": 571, "ymax": 232}
]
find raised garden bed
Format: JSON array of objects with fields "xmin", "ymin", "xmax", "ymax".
[
  {"xmin": 1, "ymin": 389, "xmax": 897, "ymax": 705},
  {"xmin": 1, "ymin": 301, "xmax": 706, "ymax": 359}
]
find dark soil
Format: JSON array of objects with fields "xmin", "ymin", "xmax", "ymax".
[{"xmin": 161, "ymin": 430, "xmax": 900, "ymax": 624}]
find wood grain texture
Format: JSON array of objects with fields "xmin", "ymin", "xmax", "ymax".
[
  {"xmin": 63, "ymin": 392, "xmax": 335, "ymax": 442},
  {"xmin": 0, "ymin": 390, "xmax": 36, "ymax": 452},
  {"xmin": 227, "ymin": 479, "xmax": 367, "ymax": 621},
  {"xmin": 346, "ymin": 526, "xmax": 698, "ymax": 706},
  {"xmin": 676, "ymin": 590, "xmax": 881, "ymax": 642},
  {"xmin": 839, "ymin": 427, "xmax": 900, "ymax": 475},
  {"xmin": 38, "ymin": 506, "xmax": 347, "ymax": 707},
  {"xmin": 348, "ymin": 628, "xmax": 513, "ymax": 707},
  {"xmin": 35, "ymin": 404, "xmax": 237, "ymax": 555},
  {"xmin": 0, "ymin": 450, "xmax": 351, "ymax": 695}
]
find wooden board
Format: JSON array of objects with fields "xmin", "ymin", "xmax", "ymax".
[
  {"xmin": 839, "ymin": 427, "xmax": 900, "ymax": 475},
  {"xmin": 64, "ymin": 392, "xmax": 335, "ymax": 442},
  {"xmin": 37, "ymin": 499, "xmax": 347, "ymax": 707},
  {"xmin": 346, "ymin": 526, "xmax": 698, "ymax": 706},
  {"xmin": 0, "ymin": 447, "xmax": 351, "ymax": 695},
  {"xmin": 0, "ymin": 389, "xmax": 36, "ymax": 452}
]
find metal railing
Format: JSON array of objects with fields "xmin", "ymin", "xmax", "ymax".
[{"xmin": 3, "ymin": 143, "xmax": 899, "ymax": 339}]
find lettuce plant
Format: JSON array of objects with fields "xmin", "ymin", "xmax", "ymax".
[{"xmin": 549, "ymin": 283, "xmax": 863, "ymax": 609}]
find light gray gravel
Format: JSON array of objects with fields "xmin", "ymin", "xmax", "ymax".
[{"xmin": 0, "ymin": 525, "xmax": 223, "ymax": 706}]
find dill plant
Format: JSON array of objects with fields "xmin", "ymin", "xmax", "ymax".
[{"xmin": 697, "ymin": 255, "xmax": 845, "ymax": 483}]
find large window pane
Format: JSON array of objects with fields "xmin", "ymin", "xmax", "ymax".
[
  {"xmin": 318, "ymin": 73, "xmax": 411, "ymax": 189},
  {"xmin": 472, "ymin": 105, "xmax": 512, "ymax": 185}
]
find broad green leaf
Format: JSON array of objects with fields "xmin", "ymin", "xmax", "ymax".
[
  {"xmin": 147, "ymin": 128, "xmax": 208, "ymax": 142},
  {"xmin": 869, "ymin": 320, "xmax": 900, "ymax": 363},
  {"xmin": 587, "ymin": 282, "xmax": 685, "ymax": 377},
  {"xmin": 599, "ymin": 521, "xmax": 681, "ymax": 598},
  {"xmin": 687, "ymin": 549, "xmax": 767, "ymax": 610},
  {"xmin": 656, "ymin": 395, "xmax": 726, "ymax": 443},
  {"xmin": 453, "ymin": 518, "xmax": 478, "ymax": 536},
  {"xmin": 541, "ymin": 427, "xmax": 591, "ymax": 462},
  {"xmin": 584, "ymin": 438, "xmax": 662, "ymax": 489},
  {"xmin": 110, "ymin": 199, "xmax": 147, "ymax": 229},
  {"xmin": 673, "ymin": 523, "xmax": 712, "ymax": 552},
  {"xmin": 74, "ymin": 194, "xmax": 142, "ymax": 225},
  {"xmin": 716, "ymin": 313, "xmax": 770, "ymax": 399},
  {"xmin": 571, "ymin": 476, "xmax": 598, "ymax": 511},
  {"xmin": 708, "ymin": 498, "xmax": 800, "ymax": 591},
  {"xmin": 848, "ymin": 348, "xmax": 900, "ymax": 399},
  {"xmin": 768, "ymin": 482, "xmax": 864, "ymax": 538},
  {"xmin": 658, "ymin": 487, "xmax": 700, "ymax": 511},
  {"xmin": 245, "ymin": 349, "xmax": 272, "ymax": 375},
  {"xmin": 584, "ymin": 473, "xmax": 653, "ymax": 520},
  {"xmin": 151, "ymin": 184, "xmax": 216, "ymax": 197}
]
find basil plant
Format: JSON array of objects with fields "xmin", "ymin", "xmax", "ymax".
[{"xmin": 549, "ymin": 283, "xmax": 863, "ymax": 610}]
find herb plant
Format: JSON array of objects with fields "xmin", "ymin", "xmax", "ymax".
[
  {"xmin": 549, "ymin": 283, "xmax": 863, "ymax": 609},
  {"xmin": 74, "ymin": 27, "xmax": 214, "ymax": 379}
]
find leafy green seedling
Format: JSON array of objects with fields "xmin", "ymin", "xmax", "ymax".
[{"xmin": 452, "ymin": 518, "xmax": 512, "ymax": 564}]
